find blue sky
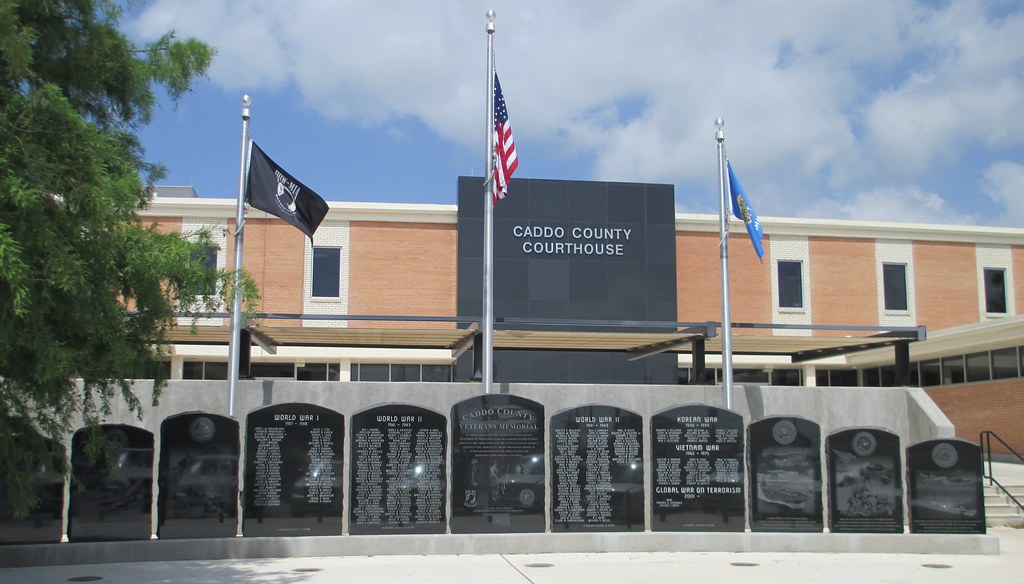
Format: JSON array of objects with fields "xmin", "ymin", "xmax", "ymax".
[{"xmin": 129, "ymin": 1, "xmax": 1024, "ymax": 227}]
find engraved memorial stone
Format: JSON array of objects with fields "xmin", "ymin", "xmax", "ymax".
[
  {"xmin": 349, "ymin": 404, "xmax": 447, "ymax": 535},
  {"xmin": 157, "ymin": 413, "xmax": 239, "ymax": 539},
  {"xmin": 243, "ymin": 403, "xmax": 344, "ymax": 537},
  {"xmin": 550, "ymin": 405, "xmax": 643, "ymax": 531},
  {"xmin": 651, "ymin": 405, "xmax": 744, "ymax": 531},
  {"xmin": 68, "ymin": 425, "xmax": 154, "ymax": 541},
  {"xmin": 826, "ymin": 428, "xmax": 903, "ymax": 533},
  {"xmin": 451, "ymin": 394, "xmax": 545, "ymax": 533},
  {"xmin": 0, "ymin": 439, "xmax": 64, "ymax": 545},
  {"xmin": 748, "ymin": 416, "xmax": 823, "ymax": 532},
  {"xmin": 907, "ymin": 438, "xmax": 985, "ymax": 534}
]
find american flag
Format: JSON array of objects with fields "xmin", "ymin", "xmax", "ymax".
[{"xmin": 492, "ymin": 73, "xmax": 518, "ymax": 204}]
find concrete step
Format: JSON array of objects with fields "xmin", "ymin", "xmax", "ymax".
[{"xmin": 983, "ymin": 484, "xmax": 1024, "ymax": 526}]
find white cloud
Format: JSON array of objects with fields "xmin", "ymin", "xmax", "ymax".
[
  {"xmin": 129, "ymin": 0, "xmax": 1024, "ymax": 225},
  {"xmin": 981, "ymin": 161, "xmax": 1024, "ymax": 226},
  {"xmin": 814, "ymin": 185, "xmax": 976, "ymax": 225}
]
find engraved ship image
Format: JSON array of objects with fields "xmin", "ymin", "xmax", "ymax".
[{"xmin": 757, "ymin": 470, "xmax": 814, "ymax": 510}]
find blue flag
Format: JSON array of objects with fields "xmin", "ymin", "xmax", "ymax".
[{"xmin": 727, "ymin": 161, "xmax": 764, "ymax": 262}]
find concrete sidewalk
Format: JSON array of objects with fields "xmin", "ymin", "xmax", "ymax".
[{"xmin": 2, "ymin": 526, "xmax": 1021, "ymax": 584}]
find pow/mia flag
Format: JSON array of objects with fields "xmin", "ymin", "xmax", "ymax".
[{"xmin": 246, "ymin": 142, "xmax": 329, "ymax": 239}]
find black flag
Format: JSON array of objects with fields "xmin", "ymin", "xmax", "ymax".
[{"xmin": 246, "ymin": 142, "xmax": 329, "ymax": 239}]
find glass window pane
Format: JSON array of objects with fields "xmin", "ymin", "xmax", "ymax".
[
  {"xmin": 312, "ymin": 247, "xmax": 341, "ymax": 298},
  {"xmin": 359, "ymin": 364, "xmax": 388, "ymax": 381},
  {"xmin": 919, "ymin": 359, "xmax": 941, "ymax": 386},
  {"xmin": 992, "ymin": 347, "xmax": 1019, "ymax": 379},
  {"xmin": 984, "ymin": 268, "xmax": 1006, "ymax": 313},
  {"xmin": 734, "ymin": 369, "xmax": 769, "ymax": 383},
  {"xmin": 328, "ymin": 363, "xmax": 341, "ymax": 381},
  {"xmin": 771, "ymin": 369, "xmax": 801, "ymax": 386},
  {"xmin": 250, "ymin": 362, "xmax": 295, "ymax": 379},
  {"xmin": 190, "ymin": 245, "xmax": 218, "ymax": 296},
  {"xmin": 815, "ymin": 370, "xmax": 830, "ymax": 386},
  {"xmin": 909, "ymin": 363, "xmax": 919, "ymax": 387},
  {"xmin": 965, "ymin": 352, "xmax": 990, "ymax": 382},
  {"xmin": 941, "ymin": 355, "xmax": 965, "ymax": 385},
  {"xmin": 203, "ymin": 361, "xmax": 228, "ymax": 380},
  {"xmin": 296, "ymin": 363, "xmax": 328, "ymax": 381},
  {"xmin": 390, "ymin": 364, "xmax": 420, "ymax": 382},
  {"xmin": 862, "ymin": 367, "xmax": 880, "ymax": 387},
  {"xmin": 183, "ymin": 361, "xmax": 203, "ymax": 380},
  {"xmin": 830, "ymin": 369, "xmax": 859, "ymax": 387},
  {"xmin": 422, "ymin": 365, "xmax": 451, "ymax": 382},
  {"xmin": 778, "ymin": 261, "xmax": 803, "ymax": 308},
  {"xmin": 880, "ymin": 365, "xmax": 896, "ymax": 387},
  {"xmin": 882, "ymin": 263, "xmax": 908, "ymax": 311}
]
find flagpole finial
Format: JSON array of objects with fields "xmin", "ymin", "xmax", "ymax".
[
  {"xmin": 715, "ymin": 117, "xmax": 724, "ymax": 143},
  {"xmin": 486, "ymin": 10, "xmax": 495, "ymax": 33},
  {"xmin": 242, "ymin": 94, "xmax": 251, "ymax": 120}
]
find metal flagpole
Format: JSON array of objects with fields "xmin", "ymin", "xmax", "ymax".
[
  {"xmin": 227, "ymin": 95, "xmax": 252, "ymax": 417},
  {"xmin": 715, "ymin": 118, "xmax": 734, "ymax": 410},
  {"xmin": 482, "ymin": 10, "xmax": 496, "ymax": 394}
]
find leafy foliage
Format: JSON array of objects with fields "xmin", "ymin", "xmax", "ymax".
[{"xmin": 0, "ymin": 0, "xmax": 249, "ymax": 516}]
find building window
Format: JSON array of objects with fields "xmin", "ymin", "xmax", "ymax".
[
  {"xmin": 862, "ymin": 367, "xmax": 880, "ymax": 387},
  {"xmin": 249, "ymin": 362, "xmax": 296, "ymax": 378},
  {"xmin": 422, "ymin": 365, "xmax": 453, "ymax": 382},
  {"xmin": 312, "ymin": 247, "xmax": 341, "ymax": 298},
  {"xmin": 297, "ymin": 363, "xmax": 340, "ymax": 381},
  {"xmin": 771, "ymin": 369, "xmax": 801, "ymax": 386},
  {"xmin": 191, "ymin": 245, "xmax": 218, "ymax": 296},
  {"xmin": 882, "ymin": 263, "xmax": 908, "ymax": 311},
  {"xmin": 777, "ymin": 260, "xmax": 803, "ymax": 308},
  {"xmin": 983, "ymin": 268, "xmax": 1006, "ymax": 314},
  {"xmin": 965, "ymin": 351, "xmax": 990, "ymax": 382},
  {"xmin": 183, "ymin": 361, "xmax": 228, "ymax": 380},
  {"xmin": 941, "ymin": 355, "xmax": 965, "ymax": 385},
  {"xmin": 733, "ymin": 369, "xmax": 769, "ymax": 383},
  {"xmin": 391, "ymin": 364, "xmax": 420, "ymax": 382},
  {"xmin": 827, "ymin": 369, "xmax": 858, "ymax": 387},
  {"xmin": 992, "ymin": 347, "xmax": 1019, "ymax": 379},
  {"xmin": 919, "ymin": 359, "xmax": 941, "ymax": 386}
]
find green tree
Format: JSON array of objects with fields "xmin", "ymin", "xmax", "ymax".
[{"xmin": 0, "ymin": 0, "xmax": 250, "ymax": 515}]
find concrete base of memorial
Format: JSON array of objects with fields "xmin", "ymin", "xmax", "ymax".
[{"xmin": 0, "ymin": 531, "xmax": 1000, "ymax": 567}]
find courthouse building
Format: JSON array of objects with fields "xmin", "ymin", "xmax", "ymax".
[{"xmin": 143, "ymin": 180, "xmax": 1024, "ymax": 451}]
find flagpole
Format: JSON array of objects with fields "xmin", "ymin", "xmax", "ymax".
[
  {"xmin": 482, "ymin": 10, "xmax": 496, "ymax": 394},
  {"xmin": 716, "ymin": 118, "xmax": 735, "ymax": 410},
  {"xmin": 227, "ymin": 95, "xmax": 251, "ymax": 417}
]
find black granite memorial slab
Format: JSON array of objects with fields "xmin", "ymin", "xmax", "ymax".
[
  {"xmin": 550, "ymin": 405, "xmax": 644, "ymax": 531},
  {"xmin": 349, "ymin": 404, "xmax": 447, "ymax": 535},
  {"xmin": 0, "ymin": 439, "xmax": 65, "ymax": 545},
  {"xmin": 826, "ymin": 428, "xmax": 903, "ymax": 533},
  {"xmin": 157, "ymin": 412, "xmax": 239, "ymax": 540},
  {"xmin": 907, "ymin": 438, "xmax": 985, "ymax": 534},
  {"xmin": 748, "ymin": 416, "xmax": 823, "ymax": 532},
  {"xmin": 242, "ymin": 403, "xmax": 344, "ymax": 537},
  {"xmin": 651, "ymin": 405, "xmax": 745, "ymax": 532},
  {"xmin": 68, "ymin": 425, "xmax": 154, "ymax": 541},
  {"xmin": 450, "ymin": 394, "xmax": 545, "ymax": 533}
]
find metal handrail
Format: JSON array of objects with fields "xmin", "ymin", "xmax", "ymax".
[{"xmin": 980, "ymin": 430, "xmax": 1024, "ymax": 514}]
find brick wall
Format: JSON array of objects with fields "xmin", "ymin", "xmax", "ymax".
[
  {"xmin": 229, "ymin": 218, "xmax": 306, "ymax": 326},
  {"xmin": 809, "ymin": 237, "xmax": 877, "ymax": 335},
  {"xmin": 676, "ymin": 231, "xmax": 772, "ymax": 331},
  {"xmin": 348, "ymin": 221, "xmax": 457, "ymax": 328},
  {"xmin": 925, "ymin": 378, "xmax": 1024, "ymax": 454},
  {"xmin": 1015, "ymin": 245, "xmax": 1024, "ymax": 316},
  {"xmin": 913, "ymin": 241, "xmax": 978, "ymax": 330}
]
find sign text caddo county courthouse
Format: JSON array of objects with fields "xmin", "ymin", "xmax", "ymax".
[{"xmin": 512, "ymin": 225, "xmax": 633, "ymax": 256}]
